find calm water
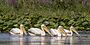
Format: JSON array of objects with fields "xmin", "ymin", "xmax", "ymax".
[{"xmin": 0, "ymin": 33, "xmax": 90, "ymax": 45}]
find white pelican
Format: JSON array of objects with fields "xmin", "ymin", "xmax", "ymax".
[
  {"xmin": 70, "ymin": 26, "xmax": 80, "ymax": 36},
  {"xmin": 28, "ymin": 24, "xmax": 53, "ymax": 36},
  {"xmin": 49, "ymin": 26, "xmax": 68, "ymax": 36},
  {"xmin": 10, "ymin": 24, "xmax": 27, "ymax": 36},
  {"xmin": 58, "ymin": 26, "xmax": 80, "ymax": 36}
]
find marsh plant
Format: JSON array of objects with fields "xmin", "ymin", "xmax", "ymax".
[{"xmin": 0, "ymin": 0, "xmax": 90, "ymax": 32}]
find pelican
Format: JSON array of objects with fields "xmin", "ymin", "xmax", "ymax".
[
  {"xmin": 58, "ymin": 26, "xmax": 80, "ymax": 36},
  {"xmin": 10, "ymin": 24, "xmax": 27, "ymax": 36},
  {"xmin": 69, "ymin": 26, "xmax": 80, "ymax": 36},
  {"xmin": 28, "ymin": 24, "xmax": 52, "ymax": 36},
  {"xmin": 49, "ymin": 26, "xmax": 67, "ymax": 36}
]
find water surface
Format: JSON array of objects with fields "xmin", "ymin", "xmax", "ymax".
[{"xmin": 0, "ymin": 33, "xmax": 90, "ymax": 45}]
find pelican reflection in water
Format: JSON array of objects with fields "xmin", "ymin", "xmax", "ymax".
[
  {"xmin": 9, "ymin": 36, "xmax": 80, "ymax": 45},
  {"xmin": 50, "ymin": 36, "xmax": 67, "ymax": 45},
  {"xmin": 27, "ymin": 36, "xmax": 67, "ymax": 45},
  {"xmin": 50, "ymin": 36, "xmax": 80, "ymax": 45},
  {"xmin": 10, "ymin": 36, "xmax": 24, "ymax": 45},
  {"xmin": 26, "ymin": 36, "xmax": 46, "ymax": 45}
]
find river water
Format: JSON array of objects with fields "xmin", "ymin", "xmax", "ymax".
[{"xmin": 0, "ymin": 33, "xmax": 90, "ymax": 45}]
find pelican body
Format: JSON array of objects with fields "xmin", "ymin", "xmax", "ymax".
[
  {"xmin": 28, "ymin": 28, "xmax": 45, "ymax": 36},
  {"xmin": 49, "ymin": 29, "xmax": 61, "ymax": 36}
]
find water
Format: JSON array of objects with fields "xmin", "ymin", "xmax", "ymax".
[{"xmin": 0, "ymin": 33, "xmax": 90, "ymax": 45}]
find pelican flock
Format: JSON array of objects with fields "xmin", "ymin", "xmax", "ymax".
[
  {"xmin": 10, "ymin": 24, "xmax": 80, "ymax": 37},
  {"xmin": 49, "ymin": 25, "xmax": 80, "ymax": 37},
  {"xmin": 58, "ymin": 26, "xmax": 80, "ymax": 36}
]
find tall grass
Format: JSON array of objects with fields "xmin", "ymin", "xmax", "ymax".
[{"xmin": 0, "ymin": 0, "xmax": 90, "ymax": 32}]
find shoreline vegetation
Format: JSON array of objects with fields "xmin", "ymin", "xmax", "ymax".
[{"xmin": 0, "ymin": 0, "xmax": 90, "ymax": 32}]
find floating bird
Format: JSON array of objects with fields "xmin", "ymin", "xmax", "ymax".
[
  {"xmin": 28, "ymin": 24, "xmax": 52, "ymax": 36},
  {"xmin": 49, "ymin": 26, "xmax": 67, "ymax": 36},
  {"xmin": 70, "ymin": 26, "xmax": 80, "ymax": 36},
  {"xmin": 10, "ymin": 24, "xmax": 27, "ymax": 36}
]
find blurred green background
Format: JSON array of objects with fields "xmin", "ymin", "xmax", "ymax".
[{"xmin": 0, "ymin": 0, "xmax": 90, "ymax": 32}]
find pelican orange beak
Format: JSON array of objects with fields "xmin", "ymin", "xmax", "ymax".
[
  {"xmin": 44, "ymin": 26, "xmax": 53, "ymax": 36},
  {"xmin": 70, "ymin": 26, "xmax": 80, "ymax": 36}
]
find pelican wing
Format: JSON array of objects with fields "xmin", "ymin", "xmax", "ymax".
[
  {"xmin": 59, "ymin": 29, "xmax": 67, "ymax": 36},
  {"xmin": 10, "ymin": 28, "xmax": 21, "ymax": 34},
  {"xmin": 64, "ymin": 29, "xmax": 73, "ymax": 36},
  {"xmin": 64, "ymin": 29, "xmax": 70, "ymax": 33},
  {"xmin": 50, "ymin": 29, "xmax": 57, "ymax": 36},
  {"xmin": 28, "ymin": 28, "xmax": 42, "ymax": 35},
  {"xmin": 55, "ymin": 30, "xmax": 62, "ymax": 36}
]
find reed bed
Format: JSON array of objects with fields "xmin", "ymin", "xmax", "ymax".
[{"xmin": 0, "ymin": 0, "xmax": 90, "ymax": 32}]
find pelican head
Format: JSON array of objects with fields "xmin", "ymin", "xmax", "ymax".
[
  {"xmin": 58, "ymin": 26, "xmax": 64, "ymax": 29},
  {"xmin": 41, "ymin": 24, "xmax": 52, "ymax": 36},
  {"xmin": 70, "ymin": 26, "xmax": 80, "ymax": 36},
  {"xmin": 58, "ymin": 26, "xmax": 67, "ymax": 36},
  {"xmin": 41, "ymin": 24, "xmax": 45, "ymax": 28}
]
